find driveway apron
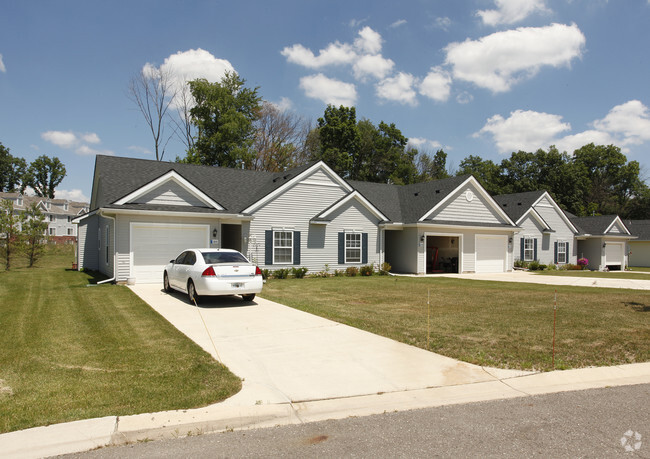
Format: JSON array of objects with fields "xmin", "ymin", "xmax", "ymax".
[{"xmin": 129, "ymin": 285, "xmax": 525, "ymax": 405}]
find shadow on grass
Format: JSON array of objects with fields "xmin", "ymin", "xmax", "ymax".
[
  {"xmin": 80, "ymin": 269, "xmax": 111, "ymax": 285},
  {"xmin": 625, "ymin": 302, "xmax": 650, "ymax": 312},
  {"xmin": 161, "ymin": 289, "xmax": 257, "ymax": 309}
]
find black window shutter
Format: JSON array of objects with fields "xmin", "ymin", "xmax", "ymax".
[
  {"xmin": 566, "ymin": 242, "xmax": 570, "ymax": 262},
  {"xmin": 520, "ymin": 238, "xmax": 525, "ymax": 260},
  {"xmin": 554, "ymin": 241, "xmax": 558, "ymax": 264},
  {"xmin": 293, "ymin": 231, "xmax": 301, "ymax": 265},
  {"xmin": 265, "ymin": 230, "xmax": 273, "ymax": 265},
  {"xmin": 338, "ymin": 232, "xmax": 345, "ymax": 264},
  {"xmin": 362, "ymin": 233, "xmax": 368, "ymax": 264},
  {"xmin": 533, "ymin": 239, "xmax": 538, "ymax": 261}
]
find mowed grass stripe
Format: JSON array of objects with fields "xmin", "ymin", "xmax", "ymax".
[
  {"xmin": 261, "ymin": 276, "xmax": 650, "ymax": 372},
  {"xmin": 0, "ymin": 246, "xmax": 241, "ymax": 434}
]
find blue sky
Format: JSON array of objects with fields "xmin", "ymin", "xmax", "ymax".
[{"xmin": 1, "ymin": 0, "xmax": 649, "ymax": 203}]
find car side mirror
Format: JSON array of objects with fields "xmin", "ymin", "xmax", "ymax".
[{"xmin": 170, "ymin": 260, "xmax": 175, "ymax": 264}]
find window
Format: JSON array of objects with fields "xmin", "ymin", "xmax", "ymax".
[
  {"xmin": 67, "ymin": 216, "xmax": 72, "ymax": 223},
  {"xmin": 67, "ymin": 228, "xmax": 73, "ymax": 236},
  {"xmin": 345, "ymin": 233, "xmax": 361, "ymax": 263},
  {"xmin": 16, "ymin": 198, "xmax": 23, "ymax": 206},
  {"xmin": 202, "ymin": 251, "xmax": 248, "ymax": 264},
  {"xmin": 63, "ymin": 203, "xmax": 69, "ymax": 211},
  {"xmin": 523, "ymin": 238, "xmax": 535, "ymax": 261},
  {"xmin": 49, "ymin": 228, "xmax": 56, "ymax": 236},
  {"xmin": 49, "ymin": 215, "xmax": 55, "ymax": 222},
  {"xmin": 557, "ymin": 241, "xmax": 567, "ymax": 264},
  {"xmin": 273, "ymin": 231, "xmax": 293, "ymax": 264}
]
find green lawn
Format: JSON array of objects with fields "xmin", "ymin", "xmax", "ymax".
[
  {"xmin": 0, "ymin": 246, "xmax": 241, "ymax": 434},
  {"xmin": 533, "ymin": 270, "xmax": 650, "ymax": 280},
  {"xmin": 630, "ymin": 266, "xmax": 650, "ymax": 272},
  {"xmin": 261, "ymin": 276, "xmax": 650, "ymax": 372}
]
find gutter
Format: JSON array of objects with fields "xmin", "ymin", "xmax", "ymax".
[{"xmin": 97, "ymin": 211, "xmax": 117, "ymax": 285}]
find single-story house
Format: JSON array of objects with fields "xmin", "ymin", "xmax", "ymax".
[
  {"xmin": 569, "ymin": 215, "xmax": 634, "ymax": 270},
  {"xmin": 494, "ymin": 191, "xmax": 579, "ymax": 266},
  {"xmin": 624, "ymin": 220, "xmax": 650, "ymax": 267},
  {"xmin": 75, "ymin": 155, "xmax": 521, "ymax": 283}
]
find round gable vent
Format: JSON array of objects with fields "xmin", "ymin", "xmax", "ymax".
[{"xmin": 466, "ymin": 190, "xmax": 474, "ymax": 202}]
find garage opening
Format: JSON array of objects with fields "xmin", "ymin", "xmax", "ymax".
[
  {"xmin": 221, "ymin": 224, "xmax": 242, "ymax": 251},
  {"xmin": 426, "ymin": 236, "xmax": 459, "ymax": 273}
]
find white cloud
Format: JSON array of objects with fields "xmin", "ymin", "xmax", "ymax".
[
  {"xmin": 376, "ymin": 72, "xmax": 418, "ymax": 106},
  {"xmin": 127, "ymin": 145, "xmax": 152, "ymax": 155},
  {"xmin": 0, "ymin": 54, "xmax": 5, "ymax": 73},
  {"xmin": 592, "ymin": 100, "xmax": 650, "ymax": 146},
  {"xmin": 419, "ymin": 67, "xmax": 452, "ymax": 102},
  {"xmin": 456, "ymin": 91, "xmax": 474, "ymax": 104},
  {"xmin": 554, "ymin": 130, "xmax": 617, "ymax": 155},
  {"xmin": 353, "ymin": 54, "xmax": 395, "ymax": 81},
  {"xmin": 475, "ymin": 109, "xmax": 571, "ymax": 153},
  {"xmin": 389, "ymin": 19, "xmax": 407, "ymax": 28},
  {"xmin": 158, "ymin": 48, "xmax": 234, "ymax": 85},
  {"xmin": 477, "ymin": 0, "xmax": 550, "ymax": 26},
  {"xmin": 445, "ymin": 23, "xmax": 585, "ymax": 93},
  {"xmin": 41, "ymin": 130, "xmax": 113, "ymax": 156},
  {"xmin": 299, "ymin": 74, "xmax": 357, "ymax": 106},
  {"xmin": 354, "ymin": 26, "xmax": 383, "ymax": 54},
  {"xmin": 54, "ymin": 189, "xmax": 89, "ymax": 202},
  {"xmin": 281, "ymin": 42, "xmax": 356, "ymax": 69},
  {"xmin": 271, "ymin": 97, "xmax": 294, "ymax": 112},
  {"xmin": 408, "ymin": 137, "xmax": 443, "ymax": 150},
  {"xmin": 434, "ymin": 17, "xmax": 452, "ymax": 31},
  {"xmin": 41, "ymin": 131, "xmax": 78, "ymax": 149}
]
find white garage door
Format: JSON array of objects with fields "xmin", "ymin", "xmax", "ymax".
[
  {"xmin": 476, "ymin": 235, "xmax": 507, "ymax": 273},
  {"xmin": 131, "ymin": 223, "xmax": 209, "ymax": 284},
  {"xmin": 605, "ymin": 242, "xmax": 624, "ymax": 267}
]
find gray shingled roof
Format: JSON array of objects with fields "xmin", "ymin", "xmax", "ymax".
[
  {"xmin": 624, "ymin": 220, "xmax": 650, "ymax": 240},
  {"xmin": 93, "ymin": 155, "xmax": 315, "ymax": 214},
  {"xmin": 493, "ymin": 190, "xmax": 546, "ymax": 223},
  {"xmin": 569, "ymin": 215, "xmax": 627, "ymax": 235}
]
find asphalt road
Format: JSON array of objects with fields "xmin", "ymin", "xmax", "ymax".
[{"xmin": 63, "ymin": 384, "xmax": 649, "ymax": 458}]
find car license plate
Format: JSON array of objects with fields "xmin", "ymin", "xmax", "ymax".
[{"xmin": 232, "ymin": 283, "xmax": 243, "ymax": 288}]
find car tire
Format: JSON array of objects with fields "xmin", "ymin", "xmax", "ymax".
[
  {"xmin": 188, "ymin": 280, "xmax": 199, "ymax": 304},
  {"xmin": 241, "ymin": 293, "xmax": 255, "ymax": 302},
  {"xmin": 163, "ymin": 272, "xmax": 172, "ymax": 293}
]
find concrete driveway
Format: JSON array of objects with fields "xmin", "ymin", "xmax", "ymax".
[{"xmin": 129, "ymin": 285, "xmax": 528, "ymax": 406}]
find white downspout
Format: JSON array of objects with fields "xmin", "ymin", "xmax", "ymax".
[{"xmin": 97, "ymin": 211, "xmax": 116, "ymax": 285}]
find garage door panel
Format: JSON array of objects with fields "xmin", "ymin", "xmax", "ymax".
[
  {"xmin": 605, "ymin": 242, "xmax": 624, "ymax": 266},
  {"xmin": 132, "ymin": 224, "xmax": 209, "ymax": 283},
  {"xmin": 476, "ymin": 235, "xmax": 507, "ymax": 273}
]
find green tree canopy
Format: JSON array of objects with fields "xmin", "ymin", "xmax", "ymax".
[
  {"xmin": 0, "ymin": 143, "xmax": 27, "ymax": 193},
  {"xmin": 24, "ymin": 155, "xmax": 66, "ymax": 199},
  {"xmin": 183, "ymin": 72, "xmax": 262, "ymax": 168}
]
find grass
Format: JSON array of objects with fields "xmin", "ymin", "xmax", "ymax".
[
  {"xmin": 629, "ymin": 266, "xmax": 650, "ymax": 272},
  {"xmin": 261, "ymin": 276, "xmax": 650, "ymax": 372},
  {"xmin": 0, "ymin": 245, "xmax": 241, "ymax": 434},
  {"xmin": 534, "ymin": 270, "xmax": 650, "ymax": 280}
]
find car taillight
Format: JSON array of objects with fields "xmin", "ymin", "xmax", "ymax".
[
  {"xmin": 202, "ymin": 266, "xmax": 216, "ymax": 277},
  {"xmin": 255, "ymin": 266, "xmax": 262, "ymax": 275}
]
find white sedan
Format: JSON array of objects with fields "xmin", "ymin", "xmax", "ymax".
[{"xmin": 163, "ymin": 248, "xmax": 263, "ymax": 303}]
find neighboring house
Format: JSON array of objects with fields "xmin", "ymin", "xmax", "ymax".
[
  {"xmin": 569, "ymin": 215, "xmax": 634, "ymax": 270},
  {"xmin": 494, "ymin": 191, "xmax": 579, "ymax": 266},
  {"xmin": 75, "ymin": 155, "xmax": 520, "ymax": 284},
  {"xmin": 0, "ymin": 192, "xmax": 89, "ymax": 243},
  {"xmin": 623, "ymin": 220, "xmax": 650, "ymax": 267}
]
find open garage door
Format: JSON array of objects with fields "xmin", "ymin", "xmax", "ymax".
[
  {"xmin": 475, "ymin": 235, "xmax": 507, "ymax": 273},
  {"xmin": 131, "ymin": 223, "xmax": 209, "ymax": 284}
]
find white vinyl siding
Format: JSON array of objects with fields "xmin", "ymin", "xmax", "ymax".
[
  {"xmin": 429, "ymin": 185, "xmax": 506, "ymax": 225},
  {"xmin": 133, "ymin": 180, "xmax": 208, "ymax": 207},
  {"xmin": 534, "ymin": 198, "xmax": 577, "ymax": 265},
  {"xmin": 273, "ymin": 230, "xmax": 293, "ymax": 264}
]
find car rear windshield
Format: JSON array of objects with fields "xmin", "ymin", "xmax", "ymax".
[{"xmin": 201, "ymin": 251, "xmax": 249, "ymax": 264}]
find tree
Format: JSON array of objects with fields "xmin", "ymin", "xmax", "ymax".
[
  {"xmin": 313, "ymin": 105, "xmax": 359, "ymax": 177},
  {"xmin": 0, "ymin": 199, "xmax": 22, "ymax": 270},
  {"xmin": 170, "ymin": 80, "xmax": 196, "ymax": 152},
  {"xmin": 24, "ymin": 155, "xmax": 66, "ymax": 198},
  {"xmin": 183, "ymin": 72, "xmax": 262, "ymax": 168},
  {"xmin": 128, "ymin": 65, "xmax": 176, "ymax": 161},
  {"xmin": 18, "ymin": 203, "xmax": 48, "ymax": 267},
  {"xmin": 252, "ymin": 102, "xmax": 310, "ymax": 171},
  {"xmin": 0, "ymin": 142, "xmax": 27, "ymax": 192},
  {"xmin": 416, "ymin": 149, "xmax": 450, "ymax": 182},
  {"xmin": 456, "ymin": 155, "xmax": 503, "ymax": 195}
]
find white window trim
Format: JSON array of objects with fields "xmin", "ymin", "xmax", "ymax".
[
  {"xmin": 273, "ymin": 230, "xmax": 293, "ymax": 265},
  {"xmin": 345, "ymin": 232, "xmax": 362, "ymax": 264},
  {"xmin": 557, "ymin": 241, "xmax": 568, "ymax": 264},
  {"xmin": 523, "ymin": 237, "xmax": 535, "ymax": 261}
]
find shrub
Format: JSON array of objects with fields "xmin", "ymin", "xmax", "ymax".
[
  {"xmin": 345, "ymin": 266, "xmax": 359, "ymax": 277},
  {"xmin": 528, "ymin": 260, "xmax": 541, "ymax": 271},
  {"xmin": 333, "ymin": 269, "xmax": 344, "ymax": 277},
  {"xmin": 546, "ymin": 263, "xmax": 557, "ymax": 271},
  {"xmin": 261, "ymin": 269, "xmax": 271, "ymax": 280},
  {"xmin": 291, "ymin": 267, "xmax": 308, "ymax": 279},
  {"xmin": 514, "ymin": 259, "xmax": 529, "ymax": 269},
  {"xmin": 379, "ymin": 262, "xmax": 391, "ymax": 275},
  {"xmin": 577, "ymin": 258, "xmax": 589, "ymax": 269},
  {"xmin": 273, "ymin": 268, "xmax": 290, "ymax": 279},
  {"xmin": 359, "ymin": 264, "xmax": 374, "ymax": 276}
]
